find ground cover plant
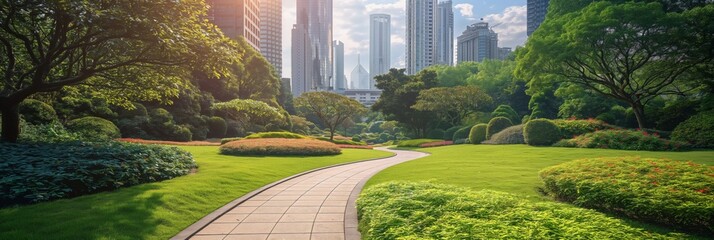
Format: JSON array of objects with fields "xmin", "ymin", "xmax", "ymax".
[
  {"xmin": 553, "ymin": 119, "xmax": 616, "ymax": 139},
  {"xmin": 0, "ymin": 142, "xmax": 196, "ymax": 206},
  {"xmin": 540, "ymin": 157, "xmax": 714, "ymax": 234},
  {"xmin": 396, "ymin": 139, "xmax": 444, "ymax": 148},
  {"xmin": 0, "ymin": 146, "xmax": 392, "ymax": 239},
  {"xmin": 358, "ymin": 182, "xmax": 680, "ymax": 240},
  {"xmin": 220, "ymin": 138, "xmax": 341, "ymax": 156},
  {"xmin": 554, "ymin": 129, "xmax": 688, "ymax": 151}
]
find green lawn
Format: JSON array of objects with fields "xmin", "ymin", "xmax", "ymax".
[{"xmin": 0, "ymin": 146, "xmax": 393, "ymax": 240}]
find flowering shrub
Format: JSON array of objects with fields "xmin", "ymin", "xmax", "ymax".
[
  {"xmin": 553, "ymin": 118, "xmax": 617, "ymax": 139},
  {"xmin": 358, "ymin": 182, "xmax": 681, "ymax": 240},
  {"xmin": 118, "ymin": 138, "xmax": 220, "ymax": 146},
  {"xmin": 419, "ymin": 140, "xmax": 453, "ymax": 148},
  {"xmin": 336, "ymin": 144, "xmax": 373, "ymax": 149},
  {"xmin": 396, "ymin": 139, "xmax": 444, "ymax": 148},
  {"xmin": 540, "ymin": 157, "xmax": 714, "ymax": 234},
  {"xmin": 219, "ymin": 138, "xmax": 341, "ymax": 156},
  {"xmin": 553, "ymin": 129, "xmax": 689, "ymax": 151}
]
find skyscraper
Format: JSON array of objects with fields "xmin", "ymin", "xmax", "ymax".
[
  {"xmin": 334, "ymin": 40, "xmax": 346, "ymax": 91},
  {"xmin": 498, "ymin": 47, "xmax": 513, "ymax": 60},
  {"xmin": 435, "ymin": 0, "xmax": 454, "ymax": 66},
  {"xmin": 527, "ymin": 0, "xmax": 550, "ymax": 36},
  {"xmin": 369, "ymin": 14, "xmax": 391, "ymax": 89},
  {"xmin": 291, "ymin": 0, "xmax": 333, "ymax": 96},
  {"xmin": 457, "ymin": 22, "xmax": 499, "ymax": 63},
  {"xmin": 206, "ymin": 0, "xmax": 261, "ymax": 49},
  {"xmin": 406, "ymin": 0, "xmax": 437, "ymax": 75},
  {"xmin": 350, "ymin": 55, "xmax": 370, "ymax": 89},
  {"xmin": 259, "ymin": 0, "xmax": 282, "ymax": 77}
]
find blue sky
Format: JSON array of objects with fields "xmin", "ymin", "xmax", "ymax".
[{"xmin": 281, "ymin": 0, "xmax": 527, "ymax": 79}]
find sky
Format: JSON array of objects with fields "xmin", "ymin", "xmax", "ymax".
[{"xmin": 281, "ymin": 0, "xmax": 528, "ymax": 79}]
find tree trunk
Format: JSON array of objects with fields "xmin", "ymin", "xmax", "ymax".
[
  {"xmin": 329, "ymin": 128, "xmax": 335, "ymax": 141},
  {"xmin": 1, "ymin": 103, "xmax": 20, "ymax": 143},
  {"xmin": 630, "ymin": 101, "xmax": 647, "ymax": 129}
]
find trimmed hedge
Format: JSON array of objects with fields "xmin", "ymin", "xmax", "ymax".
[
  {"xmin": 486, "ymin": 117, "xmax": 513, "ymax": 140},
  {"xmin": 484, "ymin": 124, "xmax": 524, "ymax": 144},
  {"xmin": 452, "ymin": 126, "xmax": 473, "ymax": 141},
  {"xmin": 492, "ymin": 105, "xmax": 520, "ymax": 124},
  {"xmin": 66, "ymin": 116, "xmax": 121, "ymax": 142},
  {"xmin": 357, "ymin": 182, "xmax": 679, "ymax": 240},
  {"xmin": 554, "ymin": 129, "xmax": 689, "ymax": 151},
  {"xmin": 671, "ymin": 111, "xmax": 714, "ymax": 149},
  {"xmin": 244, "ymin": 131, "xmax": 306, "ymax": 139},
  {"xmin": 524, "ymin": 119, "xmax": 561, "ymax": 146},
  {"xmin": 19, "ymin": 99, "xmax": 57, "ymax": 125},
  {"xmin": 540, "ymin": 157, "xmax": 714, "ymax": 234},
  {"xmin": 0, "ymin": 142, "xmax": 196, "ymax": 207},
  {"xmin": 397, "ymin": 139, "xmax": 443, "ymax": 148},
  {"xmin": 468, "ymin": 124, "xmax": 488, "ymax": 144},
  {"xmin": 553, "ymin": 119, "xmax": 616, "ymax": 139},
  {"xmin": 220, "ymin": 138, "xmax": 341, "ymax": 156}
]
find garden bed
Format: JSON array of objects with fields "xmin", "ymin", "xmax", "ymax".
[
  {"xmin": 220, "ymin": 138, "xmax": 342, "ymax": 156},
  {"xmin": 117, "ymin": 138, "xmax": 220, "ymax": 146}
]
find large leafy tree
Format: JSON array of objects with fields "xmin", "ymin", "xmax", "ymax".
[
  {"xmin": 412, "ymin": 86, "xmax": 493, "ymax": 127},
  {"xmin": 212, "ymin": 99, "xmax": 286, "ymax": 129},
  {"xmin": 0, "ymin": 0, "xmax": 237, "ymax": 142},
  {"xmin": 372, "ymin": 69, "xmax": 438, "ymax": 137},
  {"xmin": 517, "ymin": 1, "xmax": 714, "ymax": 128},
  {"xmin": 295, "ymin": 91, "xmax": 367, "ymax": 141}
]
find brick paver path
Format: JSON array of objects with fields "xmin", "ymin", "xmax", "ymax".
[{"xmin": 184, "ymin": 148, "xmax": 428, "ymax": 240}]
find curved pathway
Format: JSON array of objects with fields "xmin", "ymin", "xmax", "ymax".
[{"xmin": 176, "ymin": 148, "xmax": 428, "ymax": 240}]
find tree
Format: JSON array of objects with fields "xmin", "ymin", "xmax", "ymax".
[
  {"xmin": 412, "ymin": 86, "xmax": 493, "ymax": 127},
  {"xmin": 0, "ymin": 0, "xmax": 238, "ymax": 142},
  {"xmin": 212, "ymin": 99, "xmax": 286, "ymax": 131},
  {"xmin": 372, "ymin": 69, "xmax": 439, "ymax": 137},
  {"xmin": 517, "ymin": 2, "xmax": 714, "ymax": 128},
  {"xmin": 295, "ymin": 91, "xmax": 367, "ymax": 141}
]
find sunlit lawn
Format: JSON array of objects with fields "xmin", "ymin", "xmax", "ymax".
[{"xmin": 0, "ymin": 146, "xmax": 393, "ymax": 239}]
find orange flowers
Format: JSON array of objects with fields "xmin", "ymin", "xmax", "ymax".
[{"xmin": 220, "ymin": 138, "xmax": 342, "ymax": 156}]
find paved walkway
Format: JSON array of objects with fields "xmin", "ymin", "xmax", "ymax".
[{"xmin": 180, "ymin": 148, "xmax": 428, "ymax": 240}]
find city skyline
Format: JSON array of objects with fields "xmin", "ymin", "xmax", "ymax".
[{"xmin": 369, "ymin": 13, "xmax": 391, "ymax": 89}]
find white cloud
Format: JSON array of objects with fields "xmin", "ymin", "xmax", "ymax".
[
  {"xmin": 482, "ymin": 5, "xmax": 527, "ymax": 48},
  {"xmin": 454, "ymin": 3, "xmax": 474, "ymax": 17}
]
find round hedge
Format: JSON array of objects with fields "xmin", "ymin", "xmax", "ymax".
[
  {"xmin": 220, "ymin": 138, "xmax": 341, "ymax": 156},
  {"xmin": 671, "ymin": 111, "xmax": 714, "ymax": 149},
  {"xmin": 540, "ymin": 157, "xmax": 714, "ymax": 234},
  {"xmin": 484, "ymin": 125, "xmax": 525, "ymax": 144},
  {"xmin": 207, "ymin": 116, "xmax": 228, "ymax": 138},
  {"xmin": 66, "ymin": 116, "xmax": 121, "ymax": 141},
  {"xmin": 19, "ymin": 99, "xmax": 57, "ymax": 125},
  {"xmin": 469, "ymin": 124, "xmax": 488, "ymax": 144},
  {"xmin": 486, "ymin": 117, "xmax": 513, "ymax": 140},
  {"xmin": 524, "ymin": 119, "xmax": 561, "ymax": 146},
  {"xmin": 452, "ymin": 126, "xmax": 473, "ymax": 141}
]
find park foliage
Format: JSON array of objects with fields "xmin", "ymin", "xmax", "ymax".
[
  {"xmin": 554, "ymin": 129, "xmax": 688, "ymax": 151},
  {"xmin": 219, "ymin": 138, "xmax": 342, "ymax": 156},
  {"xmin": 524, "ymin": 119, "xmax": 561, "ymax": 146},
  {"xmin": 468, "ymin": 124, "xmax": 488, "ymax": 144}
]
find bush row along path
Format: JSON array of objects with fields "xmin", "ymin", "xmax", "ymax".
[{"xmin": 176, "ymin": 148, "xmax": 428, "ymax": 240}]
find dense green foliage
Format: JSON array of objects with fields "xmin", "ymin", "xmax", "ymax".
[
  {"xmin": 671, "ymin": 112, "xmax": 714, "ymax": 148},
  {"xmin": 443, "ymin": 126, "xmax": 462, "ymax": 141},
  {"xmin": 212, "ymin": 99, "xmax": 286, "ymax": 134},
  {"xmin": 452, "ymin": 126, "xmax": 473, "ymax": 141},
  {"xmin": 66, "ymin": 117, "xmax": 121, "ymax": 142},
  {"xmin": 540, "ymin": 157, "xmax": 714, "ymax": 233},
  {"xmin": 486, "ymin": 117, "xmax": 513, "ymax": 140},
  {"xmin": 524, "ymin": 119, "xmax": 561, "ymax": 146},
  {"xmin": 412, "ymin": 86, "xmax": 492, "ymax": 127},
  {"xmin": 358, "ymin": 182, "xmax": 678, "ymax": 240},
  {"xmin": 244, "ymin": 132, "xmax": 306, "ymax": 139},
  {"xmin": 18, "ymin": 100, "xmax": 57, "ymax": 125},
  {"xmin": 373, "ymin": 69, "xmax": 438, "ymax": 137},
  {"xmin": 426, "ymin": 129, "xmax": 445, "ymax": 139},
  {"xmin": 553, "ymin": 119, "xmax": 616, "ymax": 139},
  {"xmin": 491, "ymin": 105, "xmax": 520, "ymax": 124},
  {"xmin": 18, "ymin": 121, "xmax": 80, "ymax": 143},
  {"xmin": 555, "ymin": 130, "xmax": 689, "ymax": 151},
  {"xmin": 468, "ymin": 124, "xmax": 488, "ymax": 144},
  {"xmin": 397, "ymin": 139, "xmax": 444, "ymax": 148},
  {"xmin": 295, "ymin": 91, "xmax": 367, "ymax": 140},
  {"xmin": 206, "ymin": 117, "xmax": 227, "ymax": 138},
  {"xmin": 0, "ymin": 142, "xmax": 196, "ymax": 207},
  {"xmin": 484, "ymin": 125, "xmax": 525, "ymax": 144},
  {"xmin": 220, "ymin": 138, "xmax": 341, "ymax": 156}
]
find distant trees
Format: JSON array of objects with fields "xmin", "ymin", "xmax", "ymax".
[
  {"xmin": 372, "ymin": 69, "xmax": 439, "ymax": 137},
  {"xmin": 412, "ymin": 86, "xmax": 492, "ymax": 127},
  {"xmin": 295, "ymin": 92, "xmax": 367, "ymax": 141}
]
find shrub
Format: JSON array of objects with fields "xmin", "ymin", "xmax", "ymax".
[
  {"xmin": 524, "ymin": 119, "xmax": 561, "ymax": 146},
  {"xmin": 314, "ymin": 136, "xmax": 367, "ymax": 146},
  {"xmin": 419, "ymin": 140, "xmax": 453, "ymax": 148},
  {"xmin": 554, "ymin": 129, "xmax": 688, "ymax": 151},
  {"xmin": 19, "ymin": 120, "xmax": 80, "ymax": 143},
  {"xmin": 483, "ymin": 124, "xmax": 524, "ymax": 144},
  {"xmin": 357, "ymin": 182, "xmax": 679, "ymax": 240},
  {"xmin": 671, "ymin": 111, "xmax": 714, "ymax": 149},
  {"xmin": 19, "ymin": 99, "xmax": 57, "ymax": 125},
  {"xmin": 468, "ymin": 124, "xmax": 488, "ymax": 144},
  {"xmin": 540, "ymin": 157, "xmax": 714, "ymax": 234},
  {"xmin": 221, "ymin": 137, "xmax": 242, "ymax": 145},
  {"xmin": 491, "ymin": 105, "xmax": 519, "ymax": 124},
  {"xmin": 66, "ymin": 116, "xmax": 121, "ymax": 142},
  {"xmin": 553, "ymin": 118, "xmax": 617, "ymax": 139},
  {"xmin": 397, "ymin": 139, "xmax": 443, "ymax": 148},
  {"xmin": 220, "ymin": 138, "xmax": 341, "ymax": 156},
  {"xmin": 486, "ymin": 117, "xmax": 513, "ymax": 140},
  {"xmin": 169, "ymin": 125, "xmax": 193, "ymax": 142},
  {"xmin": 443, "ymin": 126, "xmax": 462, "ymax": 141},
  {"xmin": 0, "ymin": 142, "xmax": 196, "ymax": 207},
  {"xmin": 117, "ymin": 138, "xmax": 219, "ymax": 146},
  {"xmin": 426, "ymin": 129, "xmax": 445, "ymax": 139},
  {"xmin": 245, "ymin": 131, "xmax": 306, "ymax": 139},
  {"xmin": 452, "ymin": 126, "xmax": 473, "ymax": 141}
]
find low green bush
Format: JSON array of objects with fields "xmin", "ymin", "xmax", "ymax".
[
  {"xmin": 484, "ymin": 124, "xmax": 524, "ymax": 144},
  {"xmin": 397, "ymin": 139, "xmax": 443, "ymax": 148},
  {"xmin": 452, "ymin": 125, "xmax": 473, "ymax": 141},
  {"xmin": 524, "ymin": 119, "xmax": 561, "ymax": 146},
  {"xmin": 66, "ymin": 116, "xmax": 121, "ymax": 142},
  {"xmin": 245, "ymin": 131, "xmax": 306, "ymax": 139},
  {"xmin": 0, "ymin": 142, "xmax": 196, "ymax": 207},
  {"xmin": 19, "ymin": 99, "xmax": 57, "ymax": 125},
  {"xmin": 554, "ymin": 129, "xmax": 688, "ymax": 151},
  {"xmin": 220, "ymin": 138, "xmax": 341, "ymax": 156},
  {"xmin": 19, "ymin": 120, "xmax": 80, "ymax": 143},
  {"xmin": 206, "ymin": 116, "xmax": 227, "ymax": 138},
  {"xmin": 671, "ymin": 111, "xmax": 714, "ymax": 149},
  {"xmin": 540, "ymin": 157, "xmax": 714, "ymax": 234},
  {"xmin": 553, "ymin": 119, "xmax": 616, "ymax": 139},
  {"xmin": 468, "ymin": 124, "xmax": 488, "ymax": 144},
  {"xmin": 357, "ymin": 182, "xmax": 680, "ymax": 240},
  {"xmin": 486, "ymin": 117, "xmax": 513, "ymax": 140},
  {"xmin": 444, "ymin": 126, "xmax": 462, "ymax": 141}
]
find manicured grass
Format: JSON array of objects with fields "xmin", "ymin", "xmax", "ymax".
[{"xmin": 0, "ymin": 146, "xmax": 393, "ymax": 239}]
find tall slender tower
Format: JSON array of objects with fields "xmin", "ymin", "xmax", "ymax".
[
  {"xmin": 351, "ymin": 55, "xmax": 370, "ymax": 90},
  {"xmin": 291, "ymin": 0, "xmax": 333, "ymax": 96},
  {"xmin": 259, "ymin": 0, "xmax": 282, "ymax": 77},
  {"xmin": 333, "ymin": 40, "xmax": 346, "ymax": 91},
  {"xmin": 206, "ymin": 0, "xmax": 261, "ymax": 49},
  {"xmin": 527, "ymin": 0, "xmax": 550, "ymax": 36},
  {"xmin": 435, "ymin": 0, "xmax": 454, "ymax": 66},
  {"xmin": 369, "ymin": 14, "xmax": 391, "ymax": 89},
  {"xmin": 406, "ymin": 0, "xmax": 438, "ymax": 75}
]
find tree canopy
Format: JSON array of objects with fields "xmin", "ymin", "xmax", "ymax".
[
  {"xmin": 412, "ymin": 86, "xmax": 493, "ymax": 127},
  {"xmin": 295, "ymin": 91, "xmax": 367, "ymax": 140}
]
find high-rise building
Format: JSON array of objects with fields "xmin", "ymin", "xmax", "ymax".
[
  {"xmin": 498, "ymin": 47, "xmax": 513, "ymax": 60},
  {"xmin": 206, "ymin": 0, "xmax": 261, "ymax": 49},
  {"xmin": 527, "ymin": 0, "xmax": 550, "ymax": 36},
  {"xmin": 406, "ymin": 0, "xmax": 437, "ymax": 75},
  {"xmin": 369, "ymin": 14, "xmax": 391, "ymax": 89},
  {"xmin": 457, "ymin": 22, "xmax": 499, "ymax": 63},
  {"xmin": 435, "ymin": 0, "xmax": 454, "ymax": 66},
  {"xmin": 333, "ymin": 40, "xmax": 346, "ymax": 91},
  {"xmin": 350, "ymin": 56, "xmax": 370, "ymax": 89},
  {"xmin": 259, "ymin": 0, "xmax": 282, "ymax": 77},
  {"xmin": 291, "ymin": 0, "xmax": 333, "ymax": 96}
]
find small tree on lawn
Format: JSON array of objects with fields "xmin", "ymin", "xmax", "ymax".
[
  {"xmin": 295, "ymin": 91, "xmax": 367, "ymax": 141},
  {"xmin": 412, "ymin": 86, "xmax": 493, "ymax": 127}
]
